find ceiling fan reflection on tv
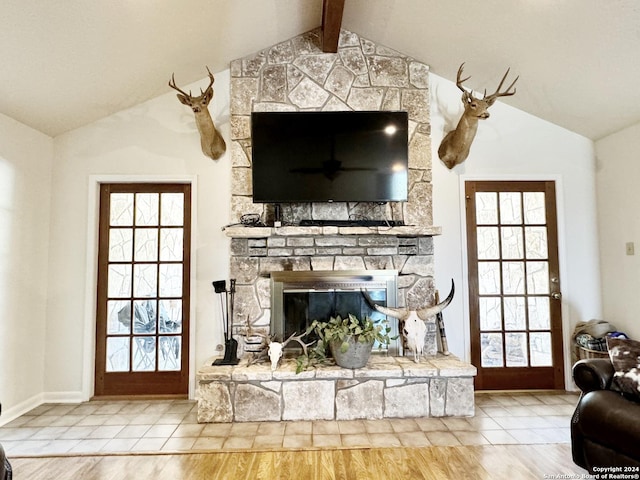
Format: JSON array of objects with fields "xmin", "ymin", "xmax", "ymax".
[
  {"xmin": 289, "ymin": 137, "xmax": 375, "ymax": 181},
  {"xmin": 290, "ymin": 158, "xmax": 375, "ymax": 181}
]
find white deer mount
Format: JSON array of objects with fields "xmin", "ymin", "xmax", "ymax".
[
  {"xmin": 438, "ymin": 63, "xmax": 518, "ymax": 169},
  {"xmin": 169, "ymin": 67, "xmax": 227, "ymax": 160},
  {"xmin": 367, "ymin": 280, "xmax": 455, "ymax": 363}
]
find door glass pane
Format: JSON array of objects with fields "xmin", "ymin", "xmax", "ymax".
[
  {"xmin": 526, "ymin": 262, "xmax": 549, "ymax": 294},
  {"xmin": 133, "ymin": 337, "xmax": 156, "ymax": 371},
  {"xmin": 525, "ymin": 227, "xmax": 548, "ymax": 259},
  {"xmin": 528, "ymin": 297, "xmax": 551, "ymax": 330},
  {"xmin": 161, "ymin": 193, "xmax": 184, "ymax": 226},
  {"xmin": 108, "ymin": 264, "xmax": 132, "ymax": 298},
  {"xmin": 135, "ymin": 193, "xmax": 159, "ymax": 226},
  {"xmin": 160, "ymin": 228, "xmax": 184, "ymax": 261},
  {"xmin": 530, "ymin": 332, "xmax": 552, "ymax": 366},
  {"xmin": 159, "ymin": 336, "xmax": 181, "ymax": 371},
  {"xmin": 501, "ymin": 227, "xmax": 524, "ymax": 259},
  {"xmin": 506, "ymin": 333, "xmax": 528, "ymax": 367},
  {"xmin": 108, "ymin": 300, "xmax": 131, "ymax": 334},
  {"xmin": 159, "ymin": 299, "xmax": 182, "ymax": 333},
  {"xmin": 523, "ymin": 192, "xmax": 546, "ymax": 224},
  {"xmin": 481, "ymin": 333, "xmax": 504, "ymax": 367},
  {"xmin": 133, "ymin": 300, "xmax": 157, "ymax": 334},
  {"xmin": 134, "ymin": 229, "xmax": 158, "ymax": 261},
  {"xmin": 499, "ymin": 192, "xmax": 522, "ymax": 224},
  {"xmin": 106, "ymin": 337, "xmax": 130, "ymax": 372},
  {"xmin": 478, "ymin": 262, "xmax": 501, "ymax": 294},
  {"xmin": 504, "ymin": 297, "xmax": 526, "ymax": 330},
  {"xmin": 502, "ymin": 262, "xmax": 525, "ymax": 294},
  {"xmin": 110, "ymin": 193, "xmax": 134, "ymax": 226},
  {"xmin": 159, "ymin": 264, "xmax": 183, "ymax": 297},
  {"xmin": 109, "ymin": 229, "xmax": 132, "ymax": 261},
  {"xmin": 479, "ymin": 297, "xmax": 502, "ymax": 331},
  {"xmin": 134, "ymin": 264, "xmax": 158, "ymax": 297},
  {"xmin": 475, "ymin": 192, "xmax": 498, "ymax": 224}
]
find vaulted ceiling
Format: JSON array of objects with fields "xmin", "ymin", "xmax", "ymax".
[{"xmin": 1, "ymin": 0, "xmax": 639, "ymax": 140}]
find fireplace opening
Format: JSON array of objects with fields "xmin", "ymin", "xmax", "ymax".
[{"xmin": 270, "ymin": 270, "xmax": 400, "ymax": 355}]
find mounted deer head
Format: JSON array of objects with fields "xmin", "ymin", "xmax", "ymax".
[
  {"xmin": 169, "ymin": 67, "xmax": 226, "ymax": 160},
  {"xmin": 438, "ymin": 63, "xmax": 518, "ymax": 169}
]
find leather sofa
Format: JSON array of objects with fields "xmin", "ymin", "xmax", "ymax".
[
  {"xmin": 0, "ymin": 443, "xmax": 11, "ymax": 480},
  {"xmin": 572, "ymin": 358, "xmax": 640, "ymax": 471}
]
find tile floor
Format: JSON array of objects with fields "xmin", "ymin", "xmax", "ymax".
[{"xmin": 0, "ymin": 392, "xmax": 579, "ymax": 456}]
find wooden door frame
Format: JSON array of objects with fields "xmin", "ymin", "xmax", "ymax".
[
  {"xmin": 80, "ymin": 175, "xmax": 199, "ymax": 401},
  {"xmin": 458, "ymin": 175, "xmax": 571, "ymax": 391}
]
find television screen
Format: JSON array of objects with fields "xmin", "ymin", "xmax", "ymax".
[{"xmin": 251, "ymin": 111, "xmax": 408, "ymax": 203}]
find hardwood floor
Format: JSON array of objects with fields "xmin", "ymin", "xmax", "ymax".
[{"xmin": 11, "ymin": 444, "xmax": 585, "ymax": 479}]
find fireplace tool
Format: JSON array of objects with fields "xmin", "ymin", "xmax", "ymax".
[{"xmin": 212, "ymin": 279, "xmax": 239, "ymax": 365}]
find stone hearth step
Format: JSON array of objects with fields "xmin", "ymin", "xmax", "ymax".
[{"xmin": 197, "ymin": 354, "xmax": 477, "ymax": 423}]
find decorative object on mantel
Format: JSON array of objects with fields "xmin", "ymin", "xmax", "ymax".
[
  {"xmin": 434, "ymin": 289, "xmax": 450, "ymax": 356},
  {"xmin": 364, "ymin": 280, "xmax": 455, "ymax": 362},
  {"xmin": 168, "ymin": 67, "xmax": 226, "ymax": 160},
  {"xmin": 302, "ymin": 314, "xmax": 395, "ymax": 370},
  {"xmin": 245, "ymin": 319, "xmax": 311, "ymax": 371},
  {"xmin": 211, "ymin": 279, "xmax": 239, "ymax": 366},
  {"xmin": 438, "ymin": 63, "xmax": 518, "ymax": 169}
]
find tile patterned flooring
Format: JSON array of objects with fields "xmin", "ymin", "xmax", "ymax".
[{"xmin": 0, "ymin": 392, "xmax": 579, "ymax": 457}]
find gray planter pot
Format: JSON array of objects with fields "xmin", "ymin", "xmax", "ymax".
[{"xmin": 329, "ymin": 336, "xmax": 374, "ymax": 369}]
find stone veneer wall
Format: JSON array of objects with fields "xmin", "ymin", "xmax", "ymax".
[
  {"xmin": 229, "ymin": 28, "xmax": 432, "ymax": 226},
  {"xmin": 227, "ymin": 29, "xmax": 436, "ymax": 353},
  {"xmin": 228, "ymin": 228, "xmax": 438, "ymax": 354}
]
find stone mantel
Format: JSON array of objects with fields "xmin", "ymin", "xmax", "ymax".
[{"xmin": 224, "ymin": 225, "xmax": 442, "ymax": 238}]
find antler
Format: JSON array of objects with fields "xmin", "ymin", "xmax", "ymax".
[
  {"xmin": 168, "ymin": 67, "xmax": 215, "ymax": 98},
  {"xmin": 201, "ymin": 66, "xmax": 215, "ymax": 95},
  {"xmin": 455, "ymin": 62, "xmax": 472, "ymax": 93},
  {"xmin": 280, "ymin": 332, "xmax": 312, "ymax": 357},
  {"xmin": 484, "ymin": 68, "xmax": 519, "ymax": 104},
  {"xmin": 168, "ymin": 73, "xmax": 192, "ymax": 98}
]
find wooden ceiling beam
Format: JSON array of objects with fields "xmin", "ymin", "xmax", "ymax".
[{"xmin": 321, "ymin": 0, "xmax": 345, "ymax": 53}]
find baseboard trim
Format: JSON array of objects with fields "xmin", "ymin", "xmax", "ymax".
[{"xmin": 0, "ymin": 391, "xmax": 84, "ymax": 427}]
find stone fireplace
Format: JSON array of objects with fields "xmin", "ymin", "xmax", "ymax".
[
  {"xmin": 227, "ymin": 28, "xmax": 438, "ymax": 350},
  {"xmin": 194, "ymin": 28, "xmax": 476, "ymax": 423}
]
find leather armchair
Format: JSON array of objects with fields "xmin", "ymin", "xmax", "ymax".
[
  {"xmin": 572, "ymin": 358, "xmax": 640, "ymax": 471},
  {"xmin": 0, "ymin": 443, "xmax": 11, "ymax": 480}
]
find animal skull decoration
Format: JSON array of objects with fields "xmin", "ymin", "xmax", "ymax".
[
  {"xmin": 168, "ymin": 67, "xmax": 227, "ymax": 160},
  {"xmin": 438, "ymin": 63, "xmax": 518, "ymax": 169},
  {"xmin": 248, "ymin": 328, "xmax": 310, "ymax": 371},
  {"xmin": 267, "ymin": 342, "xmax": 285, "ymax": 371},
  {"xmin": 367, "ymin": 280, "xmax": 455, "ymax": 363}
]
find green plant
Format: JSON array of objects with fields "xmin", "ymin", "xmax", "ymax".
[{"xmin": 295, "ymin": 314, "xmax": 394, "ymax": 373}]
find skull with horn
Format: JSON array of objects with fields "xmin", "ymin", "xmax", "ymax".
[{"xmin": 364, "ymin": 280, "xmax": 455, "ymax": 363}]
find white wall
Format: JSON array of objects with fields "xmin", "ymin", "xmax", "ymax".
[
  {"xmin": 44, "ymin": 70, "xmax": 232, "ymax": 401},
  {"xmin": 595, "ymin": 122, "xmax": 640, "ymax": 340},
  {"xmin": 0, "ymin": 113, "xmax": 53, "ymax": 420},
  {"xmin": 429, "ymin": 73, "xmax": 601, "ymax": 388},
  {"xmin": 0, "ymin": 66, "xmax": 605, "ymax": 413}
]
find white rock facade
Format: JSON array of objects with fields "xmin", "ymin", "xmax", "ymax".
[
  {"xmin": 197, "ymin": 355, "xmax": 476, "ymax": 422},
  {"xmin": 227, "ymin": 29, "xmax": 438, "ymax": 349}
]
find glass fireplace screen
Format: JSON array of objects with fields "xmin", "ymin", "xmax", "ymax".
[{"xmin": 270, "ymin": 270, "xmax": 399, "ymax": 354}]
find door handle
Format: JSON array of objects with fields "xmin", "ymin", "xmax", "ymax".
[{"xmin": 551, "ymin": 292, "xmax": 562, "ymax": 300}]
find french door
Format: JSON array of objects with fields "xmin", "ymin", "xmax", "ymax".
[
  {"xmin": 466, "ymin": 181, "xmax": 564, "ymax": 390},
  {"xmin": 95, "ymin": 183, "xmax": 191, "ymax": 396}
]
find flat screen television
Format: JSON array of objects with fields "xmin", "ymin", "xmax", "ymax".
[{"xmin": 251, "ymin": 111, "xmax": 409, "ymax": 203}]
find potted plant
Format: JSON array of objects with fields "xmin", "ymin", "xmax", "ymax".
[{"xmin": 300, "ymin": 314, "xmax": 394, "ymax": 370}]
